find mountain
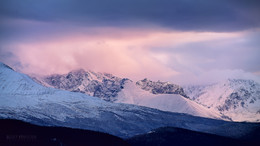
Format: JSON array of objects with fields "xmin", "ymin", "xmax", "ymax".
[
  {"xmin": 32, "ymin": 69, "xmax": 221, "ymax": 119},
  {"xmin": 32, "ymin": 69, "xmax": 129, "ymax": 102},
  {"xmin": 116, "ymin": 80, "xmax": 221, "ymax": 119},
  {"xmin": 31, "ymin": 68, "xmax": 260, "ymax": 122},
  {"xmin": 0, "ymin": 62, "xmax": 259, "ymax": 139},
  {"xmin": 184, "ymin": 79, "xmax": 260, "ymax": 122}
]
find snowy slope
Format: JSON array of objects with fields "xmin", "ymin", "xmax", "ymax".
[
  {"xmin": 0, "ymin": 62, "xmax": 258, "ymax": 139},
  {"xmin": 184, "ymin": 79, "xmax": 260, "ymax": 122},
  {"xmin": 116, "ymin": 81, "xmax": 221, "ymax": 119}
]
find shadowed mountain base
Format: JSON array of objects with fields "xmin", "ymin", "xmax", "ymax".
[
  {"xmin": 127, "ymin": 126, "xmax": 260, "ymax": 146},
  {"xmin": 0, "ymin": 119, "xmax": 130, "ymax": 146}
]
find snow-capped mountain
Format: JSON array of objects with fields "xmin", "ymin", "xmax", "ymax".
[
  {"xmin": 32, "ymin": 70, "xmax": 221, "ymax": 119},
  {"xmin": 184, "ymin": 79, "xmax": 260, "ymax": 122},
  {"xmin": 0, "ymin": 62, "xmax": 259, "ymax": 139},
  {"xmin": 116, "ymin": 80, "xmax": 221, "ymax": 119},
  {"xmin": 32, "ymin": 68, "xmax": 260, "ymax": 122},
  {"xmin": 32, "ymin": 69, "xmax": 129, "ymax": 102}
]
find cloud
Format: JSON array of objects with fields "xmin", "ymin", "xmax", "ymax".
[
  {"xmin": 1, "ymin": 23, "xmax": 259, "ymax": 85},
  {"xmin": 1, "ymin": 29, "xmax": 180, "ymax": 81},
  {"xmin": 171, "ymin": 69, "xmax": 260, "ymax": 85},
  {"xmin": 150, "ymin": 30, "xmax": 260, "ymax": 73},
  {"xmin": 1, "ymin": 0, "xmax": 260, "ymax": 32}
]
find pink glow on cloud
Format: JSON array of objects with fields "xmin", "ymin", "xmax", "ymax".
[
  {"xmin": 14, "ymin": 41, "xmax": 178, "ymax": 81},
  {"xmin": 4, "ymin": 27, "xmax": 244, "ymax": 82}
]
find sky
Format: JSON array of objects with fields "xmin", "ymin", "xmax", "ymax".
[{"xmin": 0, "ymin": 0, "xmax": 260, "ymax": 85}]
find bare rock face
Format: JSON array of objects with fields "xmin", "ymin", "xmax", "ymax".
[
  {"xmin": 136, "ymin": 78, "xmax": 188, "ymax": 98},
  {"xmin": 33, "ymin": 69, "xmax": 129, "ymax": 102}
]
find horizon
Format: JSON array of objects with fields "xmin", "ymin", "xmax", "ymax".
[{"xmin": 1, "ymin": 0, "xmax": 260, "ymax": 85}]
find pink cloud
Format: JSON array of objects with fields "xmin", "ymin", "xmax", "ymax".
[
  {"xmin": 10, "ymin": 30, "xmax": 180, "ymax": 80},
  {"xmin": 3, "ymin": 24, "xmax": 256, "ymax": 84}
]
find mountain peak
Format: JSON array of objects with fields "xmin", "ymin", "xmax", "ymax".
[
  {"xmin": 184, "ymin": 78, "xmax": 260, "ymax": 122},
  {"xmin": 70, "ymin": 68, "xmax": 87, "ymax": 74},
  {"xmin": 0, "ymin": 62, "xmax": 14, "ymax": 71},
  {"xmin": 225, "ymin": 78, "xmax": 258, "ymax": 87},
  {"xmin": 32, "ymin": 69, "xmax": 130, "ymax": 102}
]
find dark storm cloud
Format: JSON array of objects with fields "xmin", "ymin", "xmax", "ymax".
[{"xmin": 1, "ymin": 0, "xmax": 260, "ymax": 31}]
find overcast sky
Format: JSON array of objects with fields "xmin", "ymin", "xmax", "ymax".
[{"xmin": 0, "ymin": 0, "xmax": 260, "ymax": 85}]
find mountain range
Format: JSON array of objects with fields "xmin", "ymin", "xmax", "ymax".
[
  {"xmin": 0, "ymin": 62, "xmax": 259, "ymax": 145},
  {"xmin": 32, "ymin": 68, "xmax": 260, "ymax": 122},
  {"xmin": 0, "ymin": 63, "xmax": 260, "ymax": 145},
  {"xmin": 32, "ymin": 69, "xmax": 222, "ymax": 119}
]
